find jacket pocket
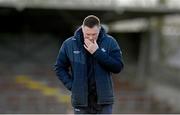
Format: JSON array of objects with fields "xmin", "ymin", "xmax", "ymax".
[{"xmin": 73, "ymin": 50, "xmax": 86, "ymax": 64}]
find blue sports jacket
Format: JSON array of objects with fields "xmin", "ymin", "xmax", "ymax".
[{"xmin": 54, "ymin": 27, "xmax": 124, "ymax": 107}]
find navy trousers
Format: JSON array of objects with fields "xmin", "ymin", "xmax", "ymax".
[{"xmin": 73, "ymin": 89, "xmax": 113, "ymax": 114}]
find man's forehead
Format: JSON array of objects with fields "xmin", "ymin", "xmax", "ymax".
[{"xmin": 83, "ymin": 26, "xmax": 100, "ymax": 32}]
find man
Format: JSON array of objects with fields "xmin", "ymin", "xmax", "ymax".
[{"xmin": 54, "ymin": 15, "xmax": 124, "ymax": 114}]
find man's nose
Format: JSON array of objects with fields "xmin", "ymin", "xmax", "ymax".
[{"xmin": 89, "ymin": 36, "xmax": 93, "ymax": 39}]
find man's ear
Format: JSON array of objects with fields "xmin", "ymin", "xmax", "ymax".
[
  {"xmin": 99, "ymin": 26, "xmax": 101, "ymax": 30},
  {"xmin": 98, "ymin": 26, "xmax": 101, "ymax": 32},
  {"xmin": 97, "ymin": 26, "xmax": 101, "ymax": 35}
]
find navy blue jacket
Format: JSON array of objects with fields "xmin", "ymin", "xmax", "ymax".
[{"xmin": 54, "ymin": 27, "xmax": 124, "ymax": 107}]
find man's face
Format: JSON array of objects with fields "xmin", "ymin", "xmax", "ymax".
[{"xmin": 82, "ymin": 25, "xmax": 100, "ymax": 42}]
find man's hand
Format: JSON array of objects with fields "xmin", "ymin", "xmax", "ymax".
[{"xmin": 84, "ymin": 39, "xmax": 99, "ymax": 54}]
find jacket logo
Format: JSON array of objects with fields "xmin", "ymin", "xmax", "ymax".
[
  {"xmin": 101, "ymin": 48, "xmax": 106, "ymax": 52},
  {"xmin": 73, "ymin": 50, "xmax": 80, "ymax": 54}
]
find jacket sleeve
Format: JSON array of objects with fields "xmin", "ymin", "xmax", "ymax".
[
  {"xmin": 93, "ymin": 38, "xmax": 124, "ymax": 73},
  {"xmin": 53, "ymin": 41, "xmax": 72, "ymax": 91}
]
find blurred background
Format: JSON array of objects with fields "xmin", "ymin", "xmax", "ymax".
[{"xmin": 0, "ymin": 0, "xmax": 180, "ymax": 113}]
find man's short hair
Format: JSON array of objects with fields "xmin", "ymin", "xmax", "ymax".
[{"xmin": 83, "ymin": 15, "xmax": 100, "ymax": 28}]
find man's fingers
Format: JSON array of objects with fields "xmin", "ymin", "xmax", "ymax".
[
  {"xmin": 85, "ymin": 39, "xmax": 92, "ymax": 45},
  {"xmin": 84, "ymin": 44, "xmax": 88, "ymax": 50},
  {"xmin": 84, "ymin": 40, "xmax": 89, "ymax": 47}
]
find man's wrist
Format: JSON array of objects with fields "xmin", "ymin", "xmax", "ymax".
[{"xmin": 92, "ymin": 47, "xmax": 99, "ymax": 54}]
